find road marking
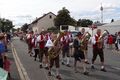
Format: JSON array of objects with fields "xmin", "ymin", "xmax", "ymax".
[
  {"xmin": 11, "ymin": 43, "xmax": 30, "ymax": 80},
  {"xmin": 111, "ymin": 66, "xmax": 120, "ymax": 70},
  {"xmin": 111, "ymin": 49, "xmax": 120, "ymax": 55}
]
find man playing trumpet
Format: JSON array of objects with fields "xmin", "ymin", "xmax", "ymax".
[{"xmin": 91, "ymin": 29, "xmax": 107, "ymax": 72}]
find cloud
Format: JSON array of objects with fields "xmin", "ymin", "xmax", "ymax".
[{"xmin": 0, "ymin": 0, "xmax": 120, "ymax": 28}]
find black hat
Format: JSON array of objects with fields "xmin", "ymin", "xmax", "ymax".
[
  {"xmin": 78, "ymin": 32, "xmax": 82, "ymax": 35},
  {"xmin": 75, "ymin": 32, "xmax": 81, "ymax": 37}
]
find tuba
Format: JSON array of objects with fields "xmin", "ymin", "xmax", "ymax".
[
  {"xmin": 80, "ymin": 32, "xmax": 91, "ymax": 51},
  {"xmin": 98, "ymin": 30, "xmax": 108, "ymax": 41},
  {"xmin": 48, "ymin": 32, "xmax": 64, "ymax": 59},
  {"xmin": 81, "ymin": 32, "xmax": 91, "ymax": 43},
  {"xmin": 97, "ymin": 30, "xmax": 108, "ymax": 48}
]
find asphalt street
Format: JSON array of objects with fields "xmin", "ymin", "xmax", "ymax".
[{"xmin": 11, "ymin": 37, "xmax": 120, "ymax": 80}]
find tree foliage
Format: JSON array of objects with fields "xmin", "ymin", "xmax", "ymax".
[
  {"xmin": 0, "ymin": 18, "xmax": 14, "ymax": 32},
  {"xmin": 21, "ymin": 23, "xmax": 28, "ymax": 32},
  {"xmin": 54, "ymin": 7, "xmax": 76, "ymax": 29},
  {"xmin": 77, "ymin": 19, "xmax": 93, "ymax": 27}
]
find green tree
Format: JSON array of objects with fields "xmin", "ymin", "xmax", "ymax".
[
  {"xmin": 0, "ymin": 18, "xmax": 14, "ymax": 32},
  {"xmin": 54, "ymin": 7, "xmax": 76, "ymax": 29},
  {"xmin": 21, "ymin": 23, "xmax": 28, "ymax": 32},
  {"xmin": 77, "ymin": 19, "xmax": 93, "ymax": 27}
]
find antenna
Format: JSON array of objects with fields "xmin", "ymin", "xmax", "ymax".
[{"xmin": 100, "ymin": 3, "xmax": 103, "ymax": 23}]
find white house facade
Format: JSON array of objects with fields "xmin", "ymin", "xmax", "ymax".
[{"xmin": 29, "ymin": 12, "xmax": 56, "ymax": 34}]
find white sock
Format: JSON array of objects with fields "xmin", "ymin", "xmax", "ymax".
[
  {"xmin": 82, "ymin": 62, "xmax": 86, "ymax": 72},
  {"xmin": 56, "ymin": 68, "xmax": 59, "ymax": 76},
  {"xmin": 66, "ymin": 57, "xmax": 70, "ymax": 65},
  {"xmin": 91, "ymin": 64, "xmax": 94, "ymax": 66},
  {"xmin": 40, "ymin": 63, "xmax": 42, "ymax": 65},
  {"xmin": 62, "ymin": 58, "xmax": 65, "ymax": 63},
  {"xmin": 101, "ymin": 66, "xmax": 104, "ymax": 69},
  {"xmin": 45, "ymin": 64, "xmax": 48, "ymax": 67}
]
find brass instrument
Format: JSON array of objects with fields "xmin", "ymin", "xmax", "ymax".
[
  {"xmin": 48, "ymin": 32, "xmax": 64, "ymax": 59},
  {"xmin": 81, "ymin": 32, "xmax": 91, "ymax": 43},
  {"xmin": 80, "ymin": 32, "xmax": 91, "ymax": 51},
  {"xmin": 97, "ymin": 30, "xmax": 108, "ymax": 48},
  {"xmin": 98, "ymin": 30, "xmax": 108, "ymax": 41}
]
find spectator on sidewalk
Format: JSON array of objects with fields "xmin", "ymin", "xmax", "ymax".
[
  {"xmin": 108, "ymin": 34, "xmax": 113, "ymax": 49},
  {"xmin": 0, "ymin": 33, "xmax": 6, "ymax": 68},
  {"xmin": 117, "ymin": 32, "xmax": 120, "ymax": 51},
  {"xmin": 3, "ymin": 55, "xmax": 11, "ymax": 79},
  {"xmin": 115, "ymin": 32, "xmax": 118, "ymax": 50}
]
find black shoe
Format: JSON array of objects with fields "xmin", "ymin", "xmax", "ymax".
[
  {"xmin": 66, "ymin": 64, "xmax": 71, "ymax": 67},
  {"xmin": 85, "ymin": 61, "xmax": 90, "ymax": 64},
  {"xmin": 62, "ymin": 62, "xmax": 65, "ymax": 65},
  {"xmin": 30, "ymin": 54, "xmax": 32, "ymax": 57},
  {"xmin": 56, "ymin": 75, "xmax": 62, "ymax": 79},
  {"xmin": 91, "ymin": 65, "xmax": 95, "ymax": 69},
  {"xmin": 40, "ymin": 65, "xmax": 43, "ymax": 68},
  {"xmin": 33, "ymin": 55, "xmax": 35, "ymax": 57},
  {"xmin": 101, "ymin": 68, "xmax": 107, "ymax": 72},
  {"xmin": 48, "ymin": 71, "xmax": 52, "ymax": 76},
  {"xmin": 45, "ymin": 67, "xmax": 49, "ymax": 70},
  {"xmin": 83, "ymin": 71, "xmax": 89, "ymax": 75}
]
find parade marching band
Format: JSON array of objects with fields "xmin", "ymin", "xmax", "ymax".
[{"xmin": 24, "ymin": 28, "xmax": 120, "ymax": 79}]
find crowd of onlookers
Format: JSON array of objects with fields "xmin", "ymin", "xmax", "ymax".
[
  {"xmin": 104, "ymin": 31, "xmax": 120, "ymax": 51},
  {"xmin": 0, "ymin": 32, "xmax": 11, "ymax": 80}
]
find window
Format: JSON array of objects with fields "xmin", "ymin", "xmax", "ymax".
[
  {"xmin": 61, "ymin": 25, "xmax": 68, "ymax": 30},
  {"xmin": 49, "ymin": 15, "xmax": 52, "ymax": 19}
]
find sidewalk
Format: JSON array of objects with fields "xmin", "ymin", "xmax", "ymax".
[{"xmin": 7, "ymin": 44, "xmax": 20, "ymax": 80}]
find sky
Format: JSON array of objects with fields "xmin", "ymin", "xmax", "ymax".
[{"xmin": 0, "ymin": 0, "xmax": 120, "ymax": 28}]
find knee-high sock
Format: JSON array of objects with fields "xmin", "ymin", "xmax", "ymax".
[
  {"xmin": 82, "ymin": 62, "xmax": 86, "ymax": 72},
  {"xmin": 66, "ymin": 57, "xmax": 70, "ymax": 65},
  {"xmin": 56, "ymin": 68, "xmax": 59, "ymax": 76}
]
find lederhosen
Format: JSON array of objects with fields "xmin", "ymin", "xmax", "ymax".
[{"xmin": 92, "ymin": 34, "xmax": 104, "ymax": 62}]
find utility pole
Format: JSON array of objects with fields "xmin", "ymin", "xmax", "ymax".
[{"xmin": 100, "ymin": 3, "xmax": 103, "ymax": 23}]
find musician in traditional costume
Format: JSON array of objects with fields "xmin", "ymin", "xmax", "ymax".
[
  {"xmin": 81, "ymin": 28, "xmax": 89, "ymax": 64},
  {"xmin": 44, "ymin": 32, "xmax": 51, "ymax": 69},
  {"xmin": 31, "ymin": 33, "xmax": 39, "ymax": 61},
  {"xmin": 73, "ymin": 32, "xmax": 89, "ymax": 75},
  {"xmin": 116, "ymin": 31, "xmax": 120, "ymax": 50},
  {"xmin": 68, "ymin": 31, "xmax": 74, "ymax": 57},
  {"xmin": 91, "ymin": 29, "xmax": 107, "ymax": 72},
  {"xmin": 37, "ymin": 31, "xmax": 46, "ymax": 68},
  {"xmin": 61, "ymin": 31, "xmax": 71, "ymax": 67},
  {"xmin": 26, "ymin": 31, "xmax": 34, "ymax": 56},
  {"xmin": 48, "ymin": 33, "xmax": 62, "ymax": 79}
]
